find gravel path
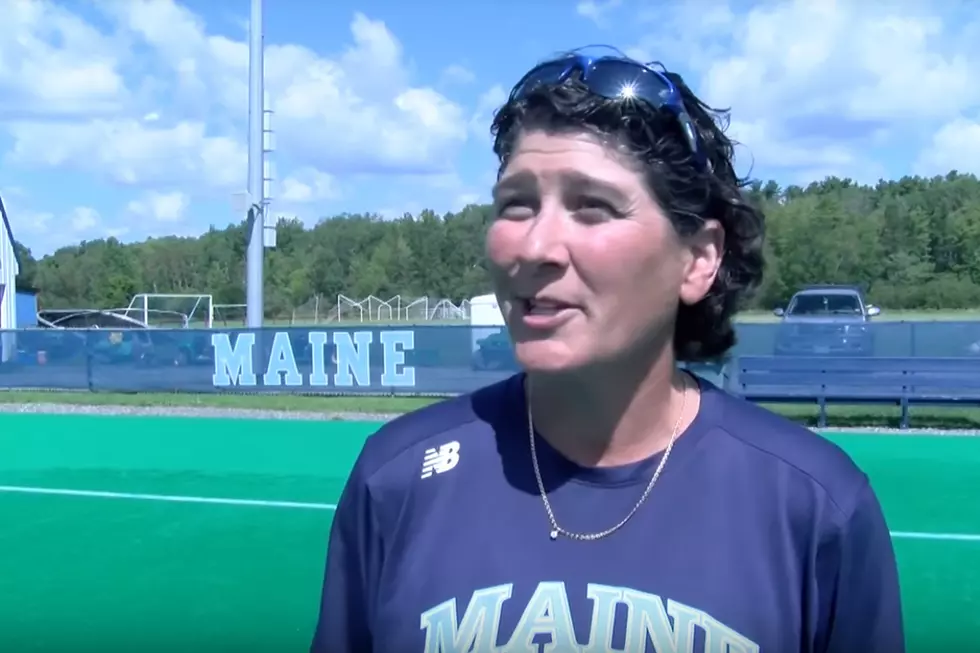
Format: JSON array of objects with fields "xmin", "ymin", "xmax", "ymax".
[
  {"xmin": 820, "ymin": 427, "xmax": 980, "ymax": 436},
  {"xmin": 0, "ymin": 402, "xmax": 399, "ymax": 423},
  {"xmin": 2, "ymin": 401, "xmax": 980, "ymax": 435}
]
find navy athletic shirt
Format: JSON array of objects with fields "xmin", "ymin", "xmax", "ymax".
[{"xmin": 312, "ymin": 373, "xmax": 904, "ymax": 653}]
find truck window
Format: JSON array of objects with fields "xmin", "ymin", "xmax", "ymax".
[{"xmin": 788, "ymin": 294, "xmax": 862, "ymax": 316}]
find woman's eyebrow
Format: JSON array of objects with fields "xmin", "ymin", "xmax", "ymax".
[
  {"xmin": 561, "ymin": 171, "xmax": 629, "ymax": 204},
  {"xmin": 492, "ymin": 171, "xmax": 537, "ymax": 201}
]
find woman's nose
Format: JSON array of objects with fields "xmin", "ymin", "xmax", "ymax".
[{"xmin": 516, "ymin": 203, "xmax": 571, "ymax": 269}]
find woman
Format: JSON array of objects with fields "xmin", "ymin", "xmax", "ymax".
[{"xmin": 312, "ymin": 49, "xmax": 904, "ymax": 653}]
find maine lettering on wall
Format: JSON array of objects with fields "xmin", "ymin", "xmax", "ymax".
[{"xmin": 211, "ymin": 329, "xmax": 417, "ymax": 389}]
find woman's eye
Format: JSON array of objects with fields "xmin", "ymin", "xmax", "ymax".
[
  {"xmin": 573, "ymin": 198, "xmax": 618, "ymax": 221},
  {"xmin": 496, "ymin": 200, "xmax": 534, "ymax": 218}
]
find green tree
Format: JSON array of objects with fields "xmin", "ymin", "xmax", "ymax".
[{"xmin": 21, "ymin": 172, "xmax": 980, "ymax": 316}]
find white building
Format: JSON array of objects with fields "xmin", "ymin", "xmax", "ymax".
[
  {"xmin": 0, "ymin": 194, "xmax": 20, "ymax": 361},
  {"xmin": 469, "ymin": 293, "xmax": 505, "ymax": 354}
]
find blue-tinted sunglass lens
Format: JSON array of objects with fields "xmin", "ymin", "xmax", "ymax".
[
  {"xmin": 585, "ymin": 60, "xmax": 673, "ymax": 107},
  {"xmin": 586, "ymin": 60, "xmax": 704, "ymax": 167},
  {"xmin": 514, "ymin": 61, "xmax": 573, "ymax": 96}
]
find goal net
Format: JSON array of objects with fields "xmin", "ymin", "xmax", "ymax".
[
  {"xmin": 213, "ymin": 303, "xmax": 247, "ymax": 327},
  {"xmin": 120, "ymin": 293, "xmax": 214, "ymax": 328}
]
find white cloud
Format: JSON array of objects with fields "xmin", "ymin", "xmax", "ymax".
[
  {"xmin": 0, "ymin": 188, "xmax": 52, "ymax": 241},
  {"xmin": 4, "ymin": 199, "xmax": 102, "ymax": 251},
  {"xmin": 8, "ymin": 210, "xmax": 53, "ymax": 240},
  {"xmin": 915, "ymin": 116, "xmax": 980, "ymax": 176},
  {"xmin": 399, "ymin": 170, "xmax": 493, "ymax": 216},
  {"xmin": 0, "ymin": 0, "xmax": 126, "ymax": 119},
  {"xmin": 631, "ymin": 0, "xmax": 980, "ymax": 178},
  {"xmin": 102, "ymin": 4, "xmax": 467, "ymax": 176},
  {"xmin": 699, "ymin": 3, "xmax": 978, "ymax": 123},
  {"xmin": 725, "ymin": 118, "xmax": 871, "ymax": 183},
  {"xmin": 576, "ymin": 0, "xmax": 622, "ymax": 27},
  {"xmin": 127, "ymin": 191, "xmax": 190, "ymax": 222},
  {"xmin": 441, "ymin": 64, "xmax": 476, "ymax": 86},
  {"xmin": 8, "ymin": 120, "xmax": 245, "ymax": 189},
  {"xmin": 470, "ymin": 84, "xmax": 508, "ymax": 141},
  {"xmin": 0, "ymin": 186, "xmax": 26, "ymax": 201},
  {"xmin": 279, "ymin": 168, "xmax": 339, "ymax": 203},
  {"xmin": 1, "ymin": 2, "xmax": 470, "ymax": 202},
  {"xmin": 628, "ymin": 1, "xmax": 736, "ymax": 67},
  {"xmin": 70, "ymin": 206, "xmax": 101, "ymax": 232},
  {"xmin": 452, "ymin": 192, "xmax": 483, "ymax": 211}
]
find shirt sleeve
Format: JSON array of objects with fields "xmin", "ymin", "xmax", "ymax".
[
  {"xmin": 819, "ymin": 480, "xmax": 905, "ymax": 653},
  {"xmin": 310, "ymin": 458, "xmax": 384, "ymax": 653}
]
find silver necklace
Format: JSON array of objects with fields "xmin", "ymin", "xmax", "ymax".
[{"xmin": 527, "ymin": 375, "xmax": 690, "ymax": 542}]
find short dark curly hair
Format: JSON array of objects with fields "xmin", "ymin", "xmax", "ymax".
[{"xmin": 489, "ymin": 57, "xmax": 765, "ymax": 363}]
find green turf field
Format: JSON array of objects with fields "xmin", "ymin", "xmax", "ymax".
[{"xmin": 0, "ymin": 414, "xmax": 977, "ymax": 651}]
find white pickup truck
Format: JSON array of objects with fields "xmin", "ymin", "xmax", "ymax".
[{"xmin": 772, "ymin": 285, "xmax": 880, "ymax": 356}]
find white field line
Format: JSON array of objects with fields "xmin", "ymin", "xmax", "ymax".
[
  {"xmin": 1, "ymin": 485, "xmax": 979, "ymax": 542},
  {"xmin": 888, "ymin": 530, "xmax": 980, "ymax": 542},
  {"xmin": 0, "ymin": 485, "xmax": 336, "ymax": 511}
]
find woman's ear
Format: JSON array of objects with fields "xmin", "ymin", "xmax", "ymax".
[{"xmin": 679, "ymin": 220, "xmax": 724, "ymax": 305}]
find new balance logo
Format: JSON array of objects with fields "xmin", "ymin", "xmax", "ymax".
[{"xmin": 421, "ymin": 441, "xmax": 460, "ymax": 479}]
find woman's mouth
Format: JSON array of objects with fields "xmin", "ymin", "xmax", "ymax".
[{"xmin": 518, "ymin": 298, "xmax": 577, "ymax": 329}]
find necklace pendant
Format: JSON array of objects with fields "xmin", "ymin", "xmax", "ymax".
[{"xmin": 550, "ymin": 529, "xmax": 559, "ymax": 540}]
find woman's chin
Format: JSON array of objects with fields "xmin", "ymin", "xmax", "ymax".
[{"xmin": 513, "ymin": 340, "xmax": 585, "ymax": 373}]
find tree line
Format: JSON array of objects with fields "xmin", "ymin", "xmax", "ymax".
[{"xmin": 13, "ymin": 171, "xmax": 980, "ymax": 318}]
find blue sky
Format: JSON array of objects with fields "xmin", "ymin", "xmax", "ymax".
[{"xmin": 3, "ymin": 0, "xmax": 980, "ymax": 255}]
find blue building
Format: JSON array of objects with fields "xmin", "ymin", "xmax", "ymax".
[{"xmin": 15, "ymin": 286, "xmax": 38, "ymax": 328}]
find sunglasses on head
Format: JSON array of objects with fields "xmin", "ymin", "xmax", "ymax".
[{"xmin": 511, "ymin": 52, "xmax": 708, "ymax": 171}]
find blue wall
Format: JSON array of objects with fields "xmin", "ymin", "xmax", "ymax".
[
  {"xmin": 14, "ymin": 291, "xmax": 37, "ymax": 328},
  {"xmin": 0, "ymin": 325, "xmax": 734, "ymax": 394},
  {"xmin": 2, "ymin": 322, "xmax": 980, "ymax": 395}
]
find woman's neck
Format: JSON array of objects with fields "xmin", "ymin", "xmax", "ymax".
[{"xmin": 526, "ymin": 351, "xmax": 699, "ymax": 468}]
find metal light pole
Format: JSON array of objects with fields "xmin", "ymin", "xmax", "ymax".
[{"xmin": 245, "ymin": 0, "xmax": 264, "ymax": 328}]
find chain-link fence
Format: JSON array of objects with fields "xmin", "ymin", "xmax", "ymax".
[{"xmin": 213, "ymin": 294, "xmax": 473, "ymax": 327}]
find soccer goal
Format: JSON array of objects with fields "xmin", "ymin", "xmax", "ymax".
[
  {"xmin": 213, "ymin": 303, "xmax": 247, "ymax": 327},
  {"xmin": 122, "ymin": 293, "xmax": 215, "ymax": 328}
]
